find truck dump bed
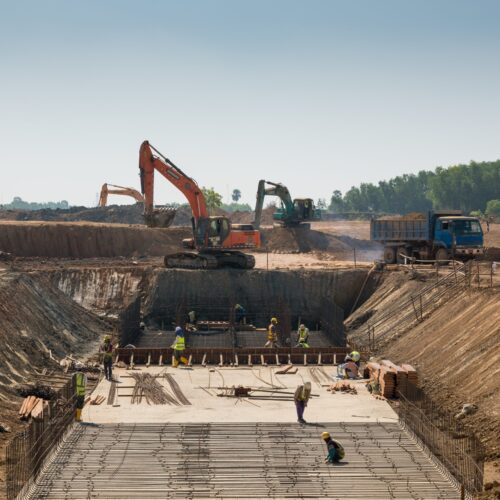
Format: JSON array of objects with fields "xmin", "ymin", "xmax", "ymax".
[{"xmin": 371, "ymin": 216, "xmax": 430, "ymax": 242}]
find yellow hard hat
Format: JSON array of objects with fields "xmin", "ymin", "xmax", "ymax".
[
  {"xmin": 104, "ymin": 335, "xmax": 111, "ymax": 342},
  {"xmin": 271, "ymin": 317, "xmax": 278, "ymax": 324},
  {"xmin": 321, "ymin": 431, "xmax": 330, "ymax": 440}
]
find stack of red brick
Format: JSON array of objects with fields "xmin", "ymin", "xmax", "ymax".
[{"xmin": 365, "ymin": 360, "xmax": 418, "ymax": 398}]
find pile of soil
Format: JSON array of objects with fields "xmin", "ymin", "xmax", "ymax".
[
  {"xmin": 230, "ymin": 207, "xmax": 275, "ymax": 226},
  {"xmin": 0, "ymin": 204, "xmax": 194, "ymax": 227},
  {"xmin": 0, "ymin": 222, "xmax": 190, "ymax": 258}
]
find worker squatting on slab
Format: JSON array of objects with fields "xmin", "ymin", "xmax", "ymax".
[
  {"xmin": 322, "ymin": 432, "xmax": 345, "ymax": 463},
  {"xmin": 337, "ymin": 350, "xmax": 361, "ymax": 379},
  {"xmin": 265, "ymin": 317, "xmax": 279, "ymax": 347},
  {"xmin": 172, "ymin": 326, "xmax": 188, "ymax": 367},
  {"xmin": 295, "ymin": 323, "xmax": 310, "ymax": 348},
  {"xmin": 73, "ymin": 371, "xmax": 87, "ymax": 422},
  {"xmin": 294, "ymin": 381, "xmax": 312, "ymax": 424},
  {"xmin": 99, "ymin": 335, "xmax": 114, "ymax": 381}
]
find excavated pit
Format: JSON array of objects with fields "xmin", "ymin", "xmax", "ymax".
[{"xmin": 48, "ymin": 267, "xmax": 379, "ymax": 349}]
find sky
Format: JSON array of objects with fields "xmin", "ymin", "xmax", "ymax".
[{"xmin": 1, "ymin": 0, "xmax": 499, "ymax": 208}]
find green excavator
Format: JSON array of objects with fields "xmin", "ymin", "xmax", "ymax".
[{"xmin": 253, "ymin": 180, "xmax": 322, "ymax": 229}]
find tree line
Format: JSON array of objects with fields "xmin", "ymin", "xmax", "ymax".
[
  {"xmin": 1, "ymin": 197, "xmax": 70, "ymax": 211},
  {"xmin": 329, "ymin": 160, "xmax": 500, "ymax": 216}
]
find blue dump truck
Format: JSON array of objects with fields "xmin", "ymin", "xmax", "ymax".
[{"xmin": 371, "ymin": 210, "xmax": 484, "ymax": 264}]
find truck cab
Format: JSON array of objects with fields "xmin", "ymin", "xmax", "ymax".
[{"xmin": 434, "ymin": 216, "xmax": 484, "ymax": 258}]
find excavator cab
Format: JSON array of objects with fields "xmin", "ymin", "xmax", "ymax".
[{"xmin": 194, "ymin": 216, "xmax": 231, "ymax": 248}]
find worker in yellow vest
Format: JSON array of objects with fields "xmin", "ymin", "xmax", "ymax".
[
  {"xmin": 295, "ymin": 324, "xmax": 310, "ymax": 348},
  {"xmin": 171, "ymin": 326, "xmax": 188, "ymax": 367},
  {"xmin": 265, "ymin": 317, "xmax": 279, "ymax": 348},
  {"xmin": 74, "ymin": 371, "xmax": 87, "ymax": 422}
]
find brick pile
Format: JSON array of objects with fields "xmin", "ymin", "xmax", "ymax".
[{"xmin": 365, "ymin": 360, "xmax": 418, "ymax": 398}]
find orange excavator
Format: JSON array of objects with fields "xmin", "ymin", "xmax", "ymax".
[
  {"xmin": 139, "ymin": 140, "xmax": 260, "ymax": 269},
  {"xmin": 98, "ymin": 183, "xmax": 144, "ymax": 207}
]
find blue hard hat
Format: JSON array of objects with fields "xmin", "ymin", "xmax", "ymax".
[{"xmin": 175, "ymin": 326, "xmax": 184, "ymax": 336}]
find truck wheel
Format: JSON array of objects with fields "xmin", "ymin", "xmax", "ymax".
[
  {"xmin": 384, "ymin": 247, "xmax": 396, "ymax": 264},
  {"xmin": 435, "ymin": 248, "xmax": 448, "ymax": 265}
]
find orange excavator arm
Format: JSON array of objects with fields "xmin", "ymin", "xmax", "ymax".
[
  {"xmin": 98, "ymin": 183, "xmax": 144, "ymax": 207},
  {"xmin": 139, "ymin": 140, "xmax": 208, "ymax": 220}
]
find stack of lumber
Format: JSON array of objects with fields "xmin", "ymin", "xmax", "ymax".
[
  {"xmin": 365, "ymin": 360, "xmax": 418, "ymax": 398},
  {"xmin": 381, "ymin": 360, "xmax": 408, "ymax": 395},
  {"xmin": 401, "ymin": 364, "xmax": 418, "ymax": 386},
  {"xmin": 18, "ymin": 396, "xmax": 49, "ymax": 420}
]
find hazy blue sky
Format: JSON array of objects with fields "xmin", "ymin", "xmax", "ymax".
[{"xmin": 1, "ymin": 0, "xmax": 499, "ymax": 207}]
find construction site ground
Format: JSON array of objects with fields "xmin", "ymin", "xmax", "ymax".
[
  {"xmin": 0, "ymin": 218, "xmax": 498, "ymax": 498},
  {"xmin": 24, "ymin": 366, "xmax": 463, "ymax": 499}
]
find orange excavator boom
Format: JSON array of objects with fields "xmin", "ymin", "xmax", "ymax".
[
  {"xmin": 98, "ymin": 183, "xmax": 144, "ymax": 207},
  {"xmin": 139, "ymin": 141, "xmax": 208, "ymax": 222}
]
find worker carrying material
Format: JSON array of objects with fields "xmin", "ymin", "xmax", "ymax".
[
  {"xmin": 73, "ymin": 371, "xmax": 87, "ymax": 422},
  {"xmin": 234, "ymin": 304, "xmax": 247, "ymax": 324},
  {"xmin": 295, "ymin": 324, "xmax": 310, "ymax": 348},
  {"xmin": 321, "ymin": 432, "xmax": 345, "ymax": 463},
  {"xmin": 172, "ymin": 326, "xmax": 188, "ymax": 368},
  {"xmin": 99, "ymin": 335, "xmax": 114, "ymax": 381},
  {"xmin": 294, "ymin": 381, "xmax": 312, "ymax": 424},
  {"xmin": 265, "ymin": 317, "xmax": 279, "ymax": 348}
]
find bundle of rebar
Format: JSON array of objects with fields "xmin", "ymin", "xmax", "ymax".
[
  {"xmin": 164, "ymin": 373, "xmax": 191, "ymax": 405},
  {"xmin": 130, "ymin": 373, "xmax": 170, "ymax": 405}
]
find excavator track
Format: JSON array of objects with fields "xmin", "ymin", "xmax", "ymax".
[
  {"xmin": 164, "ymin": 251, "xmax": 255, "ymax": 270},
  {"xmin": 164, "ymin": 252, "xmax": 218, "ymax": 270}
]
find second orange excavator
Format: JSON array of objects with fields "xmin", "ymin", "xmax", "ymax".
[
  {"xmin": 139, "ymin": 140, "xmax": 260, "ymax": 269},
  {"xmin": 98, "ymin": 183, "xmax": 144, "ymax": 207}
]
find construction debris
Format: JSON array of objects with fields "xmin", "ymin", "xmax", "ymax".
[
  {"xmin": 16, "ymin": 383, "xmax": 57, "ymax": 400},
  {"xmin": 275, "ymin": 364, "xmax": 295, "ymax": 375},
  {"xmin": 327, "ymin": 381, "xmax": 357, "ymax": 394}
]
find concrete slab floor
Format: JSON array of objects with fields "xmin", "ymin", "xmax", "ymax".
[{"xmin": 83, "ymin": 366, "xmax": 398, "ymax": 424}]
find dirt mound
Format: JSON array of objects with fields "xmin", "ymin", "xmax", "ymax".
[
  {"xmin": 260, "ymin": 227, "xmax": 382, "ymax": 259},
  {"xmin": 0, "ymin": 204, "xmax": 194, "ymax": 227},
  {"xmin": 0, "ymin": 272, "xmax": 112, "ymax": 490},
  {"xmin": 0, "ymin": 222, "xmax": 190, "ymax": 258},
  {"xmin": 230, "ymin": 207, "xmax": 275, "ymax": 226},
  {"xmin": 346, "ymin": 270, "xmax": 500, "ymax": 459}
]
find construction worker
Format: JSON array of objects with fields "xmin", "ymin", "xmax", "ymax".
[
  {"xmin": 99, "ymin": 335, "xmax": 114, "ymax": 381},
  {"xmin": 74, "ymin": 370, "xmax": 87, "ymax": 422},
  {"xmin": 349, "ymin": 350, "xmax": 361, "ymax": 367},
  {"xmin": 337, "ymin": 354, "xmax": 359, "ymax": 379},
  {"xmin": 172, "ymin": 326, "xmax": 188, "ymax": 368},
  {"xmin": 188, "ymin": 310, "xmax": 196, "ymax": 325},
  {"xmin": 294, "ymin": 381, "xmax": 311, "ymax": 424},
  {"xmin": 265, "ymin": 317, "xmax": 279, "ymax": 348},
  {"xmin": 234, "ymin": 304, "xmax": 247, "ymax": 324},
  {"xmin": 321, "ymin": 432, "xmax": 345, "ymax": 463},
  {"xmin": 295, "ymin": 324, "xmax": 310, "ymax": 348}
]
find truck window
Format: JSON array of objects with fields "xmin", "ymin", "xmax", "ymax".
[
  {"xmin": 453, "ymin": 220, "xmax": 482, "ymax": 234},
  {"xmin": 441, "ymin": 221, "xmax": 449, "ymax": 230}
]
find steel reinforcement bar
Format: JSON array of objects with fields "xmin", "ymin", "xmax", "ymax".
[{"xmin": 115, "ymin": 347, "xmax": 352, "ymax": 366}]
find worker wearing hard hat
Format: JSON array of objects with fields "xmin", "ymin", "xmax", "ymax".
[
  {"xmin": 265, "ymin": 317, "xmax": 279, "ymax": 348},
  {"xmin": 321, "ymin": 432, "xmax": 345, "ymax": 463},
  {"xmin": 73, "ymin": 370, "xmax": 87, "ymax": 422},
  {"xmin": 349, "ymin": 350, "xmax": 361, "ymax": 367},
  {"xmin": 99, "ymin": 335, "xmax": 114, "ymax": 381},
  {"xmin": 294, "ymin": 381, "xmax": 312, "ymax": 424},
  {"xmin": 234, "ymin": 303, "xmax": 247, "ymax": 325},
  {"xmin": 172, "ymin": 326, "xmax": 188, "ymax": 368},
  {"xmin": 295, "ymin": 324, "xmax": 310, "ymax": 348}
]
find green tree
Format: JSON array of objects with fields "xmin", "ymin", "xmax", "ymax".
[
  {"xmin": 329, "ymin": 190, "xmax": 344, "ymax": 212},
  {"xmin": 486, "ymin": 199, "xmax": 500, "ymax": 217},
  {"xmin": 316, "ymin": 198, "xmax": 327, "ymax": 210},
  {"xmin": 202, "ymin": 187, "xmax": 223, "ymax": 213},
  {"xmin": 231, "ymin": 189, "xmax": 242, "ymax": 202}
]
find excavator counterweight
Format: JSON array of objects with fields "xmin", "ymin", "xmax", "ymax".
[{"xmin": 139, "ymin": 141, "xmax": 260, "ymax": 270}]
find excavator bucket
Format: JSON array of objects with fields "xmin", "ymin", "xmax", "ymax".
[{"xmin": 144, "ymin": 207, "xmax": 177, "ymax": 228}]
